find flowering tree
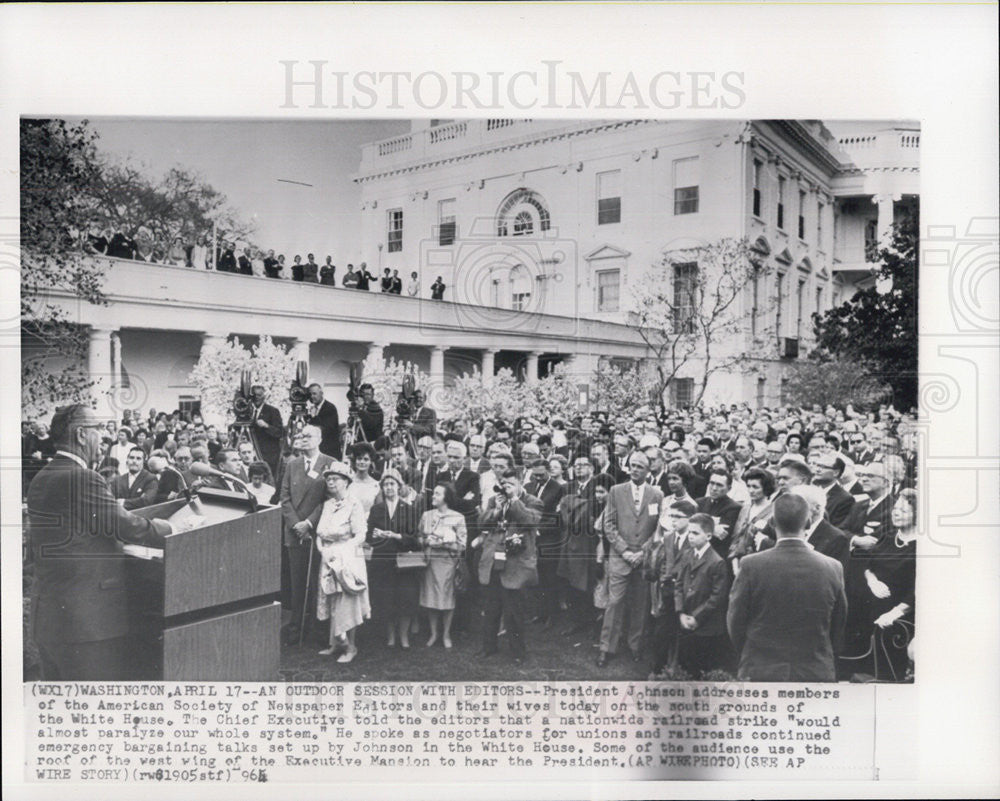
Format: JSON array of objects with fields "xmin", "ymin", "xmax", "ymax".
[
  {"xmin": 187, "ymin": 335, "xmax": 296, "ymax": 426},
  {"xmin": 445, "ymin": 367, "xmax": 530, "ymax": 423},
  {"xmin": 359, "ymin": 352, "xmax": 429, "ymax": 429},
  {"xmin": 590, "ymin": 362, "xmax": 653, "ymax": 418},
  {"xmin": 528, "ymin": 364, "xmax": 583, "ymax": 418},
  {"xmin": 782, "ymin": 356, "xmax": 891, "ymax": 410}
]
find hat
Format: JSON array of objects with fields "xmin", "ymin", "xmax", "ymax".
[
  {"xmin": 50, "ymin": 404, "xmax": 101, "ymax": 444},
  {"xmin": 380, "ymin": 467, "xmax": 404, "ymax": 487},
  {"xmin": 638, "ymin": 434, "xmax": 660, "ymax": 449},
  {"xmin": 322, "ymin": 461, "xmax": 353, "ymax": 482}
]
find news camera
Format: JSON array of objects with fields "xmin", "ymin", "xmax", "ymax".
[
  {"xmin": 395, "ymin": 373, "xmax": 417, "ymax": 424},
  {"xmin": 288, "ymin": 361, "xmax": 310, "ymax": 416},
  {"xmin": 232, "ymin": 370, "xmax": 254, "ymax": 423}
]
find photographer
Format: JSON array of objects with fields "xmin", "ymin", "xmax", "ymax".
[
  {"xmin": 474, "ymin": 469, "xmax": 543, "ymax": 664},
  {"xmin": 307, "ymin": 383, "xmax": 341, "ymax": 459},
  {"xmin": 407, "ymin": 389, "xmax": 437, "ymax": 440}
]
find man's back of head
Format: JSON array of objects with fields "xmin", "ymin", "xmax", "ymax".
[{"xmin": 772, "ymin": 493, "xmax": 810, "ymax": 539}]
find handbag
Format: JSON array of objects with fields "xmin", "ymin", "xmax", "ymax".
[{"xmin": 396, "ymin": 551, "xmax": 429, "ymax": 570}]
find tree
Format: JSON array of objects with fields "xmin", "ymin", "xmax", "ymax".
[
  {"xmin": 782, "ymin": 356, "xmax": 891, "ymax": 410},
  {"xmin": 590, "ymin": 362, "xmax": 653, "ymax": 418},
  {"xmin": 21, "ymin": 119, "xmax": 109, "ymax": 419},
  {"xmin": 444, "ymin": 368, "xmax": 529, "ymax": 423},
  {"xmin": 359, "ymin": 352, "xmax": 429, "ymax": 429},
  {"xmin": 628, "ymin": 237, "xmax": 771, "ymax": 413},
  {"xmin": 187, "ymin": 335, "xmax": 297, "ymax": 426},
  {"xmin": 527, "ymin": 364, "xmax": 583, "ymax": 418},
  {"xmin": 812, "ymin": 216, "xmax": 919, "ymax": 410}
]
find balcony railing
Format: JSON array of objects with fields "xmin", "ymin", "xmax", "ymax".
[{"xmin": 836, "ymin": 128, "xmax": 920, "ymax": 169}]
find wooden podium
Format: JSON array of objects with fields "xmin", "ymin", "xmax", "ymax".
[{"xmin": 125, "ymin": 488, "xmax": 283, "ymax": 681}]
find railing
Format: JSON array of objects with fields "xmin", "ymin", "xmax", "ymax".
[
  {"xmin": 377, "ymin": 134, "xmax": 413, "ymax": 157},
  {"xmin": 428, "ymin": 120, "xmax": 468, "ymax": 145},
  {"xmin": 836, "ymin": 128, "xmax": 920, "ymax": 168}
]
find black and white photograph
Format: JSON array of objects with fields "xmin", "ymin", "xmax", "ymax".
[
  {"xmin": 2, "ymin": 3, "xmax": 998, "ymax": 798},
  {"xmin": 18, "ymin": 116, "xmax": 922, "ymax": 684}
]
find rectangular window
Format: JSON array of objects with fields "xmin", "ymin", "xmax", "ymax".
[
  {"xmin": 671, "ymin": 378, "xmax": 694, "ymax": 408},
  {"xmin": 777, "ymin": 176, "xmax": 786, "ymax": 229},
  {"xmin": 438, "ymin": 198, "xmax": 456, "ymax": 246},
  {"xmin": 178, "ymin": 395, "xmax": 201, "ymax": 418},
  {"xmin": 798, "ymin": 190, "xmax": 807, "ymax": 239},
  {"xmin": 673, "ymin": 261, "xmax": 698, "ymax": 333},
  {"xmin": 597, "ymin": 170, "xmax": 622, "ymax": 225},
  {"xmin": 673, "ymin": 157, "xmax": 700, "ymax": 215},
  {"xmin": 512, "ymin": 292, "xmax": 531, "ymax": 311},
  {"xmin": 752, "ymin": 159, "xmax": 762, "ymax": 217},
  {"xmin": 387, "ymin": 208, "xmax": 403, "ymax": 253},
  {"xmin": 596, "ymin": 269, "xmax": 620, "ymax": 312}
]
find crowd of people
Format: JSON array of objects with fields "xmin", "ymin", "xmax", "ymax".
[
  {"xmin": 24, "ymin": 388, "xmax": 918, "ymax": 682},
  {"xmin": 83, "ymin": 227, "xmax": 448, "ymax": 300}
]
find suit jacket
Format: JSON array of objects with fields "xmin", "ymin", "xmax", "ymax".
[
  {"xmin": 110, "ymin": 469, "xmax": 159, "ymax": 510},
  {"xmin": 439, "ymin": 467, "xmax": 481, "ymax": 523},
  {"xmin": 806, "ymin": 519, "xmax": 850, "ymax": 573},
  {"xmin": 308, "ymin": 399, "xmax": 342, "ymax": 459},
  {"xmin": 478, "ymin": 493, "xmax": 543, "ymax": 589},
  {"xmin": 603, "ymin": 481, "xmax": 664, "ymax": 577},
  {"xmin": 279, "ymin": 453, "xmax": 334, "ymax": 547},
  {"xmin": 421, "ymin": 461, "xmax": 446, "ymax": 508},
  {"xmin": 26, "ymin": 454, "xmax": 170, "ymax": 645},
  {"xmin": 250, "ymin": 402, "xmax": 284, "ymax": 473},
  {"xmin": 659, "ymin": 530, "xmax": 693, "ymax": 611},
  {"xmin": 822, "ymin": 481, "xmax": 855, "ymax": 529},
  {"xmin": 727, "ymin": 539, "xmax": 847, "ymax": 681},
  {"xmin": 522, "ymin": 476, "xmax": 566, "ymax": 544},
  {"xmin": 365, "ymin": 498, "xmax": 420, "ymax": 574},
  {"xmin": 842, "ymin": 491, "xmax": 894, "ymax": 542},
  {"xmin": 674, "ymin": 545, "xmax": 730, "ymax": 637},
  {"xmin": 696, "ymin": 494, "xmax": 743, "ymax": 558},
  {"xmin": 237, "ymin": 255, "xmax": 254, "ymax": 275}
]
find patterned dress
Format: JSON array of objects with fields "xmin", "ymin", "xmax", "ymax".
[
  {"xmin": 315, "ymin": 494, "xmax": 371, "ymax": 639},
  {"xmin": 418, "ymin": 509, "xmax": 467, "ymax": 611}
]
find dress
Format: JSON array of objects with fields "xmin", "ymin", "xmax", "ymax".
[
  {"xmin": 315, "ymin": 494, "xmax": 371, "ymax": 638},
  {"xmin": 348, "ymin": 474, "xmax": 381, "ymax": 516},
  {"xmin": 366, "ymin": 499, "xmax": 422, "ymax": 620},
  {"xmin": 418, "ymin": 508, "xmax": 467, "ymax": 610}
]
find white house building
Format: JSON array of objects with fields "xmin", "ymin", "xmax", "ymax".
[{"xmin": 27, "ymin": 118, "xmax": 918, "ymax": 421}]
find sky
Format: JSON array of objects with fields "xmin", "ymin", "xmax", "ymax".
[{"xmin": 65, "ymin": 117, "xmax": 409, "ymax": 260}]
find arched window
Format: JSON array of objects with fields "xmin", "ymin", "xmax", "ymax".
[{"xmin": 496, "ymin": 188, "xmax": 551, "ymax": 237}]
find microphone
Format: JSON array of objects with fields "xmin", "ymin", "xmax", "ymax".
[{"xmin": 189, "ymin": 461, "xmax": 250, "ymax": 488}]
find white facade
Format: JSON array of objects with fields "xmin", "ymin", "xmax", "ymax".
[{"xmin": 30, "ymin": 118, "xmax": 919, "ymax": 420}]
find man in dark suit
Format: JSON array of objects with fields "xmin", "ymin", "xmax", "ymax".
[
  {"xmin": 591, "ymin": 442, "xmax": 625, "ymax": 485},
  {"xmin": 674, "ymin": 513, "xmax": 731, "ymax": 677},
  {"xmin": 845, "ymin": 432, "xmax": 879, "ymax": 466},
  {"xmin": 278, "ymin": 426, "xmax": 334, "ymax": 645},
  {"xmin": 809, "ymin": 450, "xmax": 855, "ymax": 528},
  {"xmin": 249, "ymin": 384, "xmax": 284, "ymax": 478},
  {"xmin": 409, "ymin": 390, "xmax": 438, "ymax": 440},
  {"xmin": 307, "ymin": 383, "xmax": 341, "ymax": 459},
  {"xmin": 650, "ymin": 499, "xmax": 697, "ymax": 674},
  {"xmin": 106, "ymin": 229, "xmax": 136, "ymax": 259},
  {"xmin": 791, "ymin": 485, "xmax": 850, "ymax": 573},
  {"xmin": 727, "ymin": 493, "xmax": 847, "ymax": 682},
  {"xmin": 355, "ymin": 262, "xmax": 377, "ymax": 291},
  {"xmin": 476, "ymin": 470, "xmax": 543, "ymax": 662},
  {"xmin": 443, "ymin": 440, "xmax": 482, "ymax": 524},
  {"xmin": 696, "ymin": 469, "xmax": 742, "ymax": 560},
  {"xmin": 26, "ymin": 404, "xmax": 179, "ymax": 680},
  {"xmin": 216, "ymin": 241, "xmax": 237, "ymax": 272},
  {"xmin": 109, "ymin": 446, "xmax": 159, "ymax": 510},
  {"xmin": 597, "ymin": 452, "xmax": 664, "ymax": 666},
  {"xmin": 644, "ymin": 446, "xmax": 672, "ymax": 495},
  {"xmin": 237, "ymin": 247, "xmax": 254, "ymax": 275},
  {"xmin": 421, "ymin": 440, "xmax": 449, "ymax": 509},
  {"xmin": 523, "ymin": 458, "xmax": 567, "ymax": 626}
]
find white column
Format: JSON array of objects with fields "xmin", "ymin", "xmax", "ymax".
[
  {"xmin": 525, "ymin": 351, "xmax": 540, "ymax": 385},
  {"xmin": 367, "ymin": 341, "xmax": 389, "ymax": 361},
  {"xmin": 88, "ymin": 326, "xmax": 114, "ymax": 419},
  {"xmin": 290, "ymin": 338, "xmax": 314, "ymax": 367},
  {"xmin": 429, "ymin": 346, "xmax": 446, "ymax": 392},
  {"xmin": 481, "ymin": 348, "xmax": 499, "ymax": 386},
  {"xmin": 875, "ymin": 194, "xmax": 896, "ymax": 241},
  {"xmin": 200, "ymin": 331, "xmax": 229, "ymax": 359}
]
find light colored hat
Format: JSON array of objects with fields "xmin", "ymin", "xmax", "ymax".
[
  {"xmin": 638, "ymin": 434, "xmax": 660, "ymax": 449},
  {"xmin": 323, "ymin": 461, "xmax": 353, "ymax": 482},
  {"xmin": 380, "ymin": 467, "xmax": 404, "ymax": 487}
]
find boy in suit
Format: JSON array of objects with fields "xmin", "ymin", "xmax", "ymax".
[
  {"xmin": 649, "ymin": 499, "xmax": 698, "ymax": 675},
  {"xmin": 674, "ymin": 513, "xmax": 731, "ymax": 677}
]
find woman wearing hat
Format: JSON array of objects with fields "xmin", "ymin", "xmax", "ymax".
[
  {"xmin": 418, "ymin": 481, "xmax": 467, "ymax": 648},
  {"xmin": 347, "ymin": 442, "xmax": 381, "ymax": 516},
  {"xmin": 365, "ymin": 468, "xmax": 421, "ymax": 648},
  {"xmin": 314, "ymin": 462, "xmax": 370, "ymax": 663}
]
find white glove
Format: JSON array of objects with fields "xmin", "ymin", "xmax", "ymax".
[
  {"xmin": 865, "ymin": 570, "xmax": 891, "ymax": 599},
  {"xmin": 875, "ymin": 605, "xmax": 907, "ymax": 628}
]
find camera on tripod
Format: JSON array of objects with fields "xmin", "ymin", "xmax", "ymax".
[
  {"xmin": 346, "ymin": 364, "xmax": 362, "ymax": 421},
  {"xmin": 232, "ymin": 370, "xmax": 254, "ymax": 423},
  {"xmin": 288, "ymin": 361, "xmax": 310, "ymax": 416},
  {"xmin": 395, "ymin": 373, "xmax": 416, "ymax": 424}
]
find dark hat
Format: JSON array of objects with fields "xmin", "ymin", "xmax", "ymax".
[{"xmin": 50, "ymin": 404, "xmax": 101, "ymax": 444}]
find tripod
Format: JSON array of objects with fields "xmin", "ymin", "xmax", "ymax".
[{"xmin": 229, "ymin": 421, "xmax": 262, "ymax": 463}]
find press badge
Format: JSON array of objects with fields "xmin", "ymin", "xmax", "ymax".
[
  {"xmin": 307, "ymin": 469, "xmax": 319, "ymax": 479},
  {"xmin": 494, "ymin": 551, "xmax": 507, "ymax": 562},
  {"xmin": 648, "ymin": 503, "xmax": 658, "ymax": 516}
]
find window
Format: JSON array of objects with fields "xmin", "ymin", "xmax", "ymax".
[
  {"xmin": 387, "ymin": 209, "xmax": 403, "ymax": 253},
  {"xmin": 496, "ymin": 188, "xmax": 550, "ymax": 237},
  {"xmin": 756, "ymin": 377, "xmax": 766, "ymax": 408},
  {"xmin": 438, "ymin": 198, "xmax": 456, "ymax": 246},
  {"xmin": 777, "ymin": 176, "xmax": 786, "ymax": 229},
  {"xmin": 512, "ymin": 211, "xmax": 534, "ymax": 236},
  {"xmin": 817, "ymin": 200, "xmax": 825, "ymax": 249},
  {"xmin": 673, "ymin": 261, "xmax": 698, "ymax": 333},
  {"xmin": 864, "ymin": 219, "xmax": 878, "ymax": 259},
  {"xmin": 673, "ymin": 157, "xmax": 700, "ymax": 215},
  {"xmin": 798, "ymin": 190, "xmax": 807, "ymax": 239},
  {"xmin": 178, "ymin": 396, "xmax": 201, "ymax": 418},
  {"xmin": 752, "ymin": 159, "xmax": 763, "ymax": 217},
  {"xmin": 510, "ymin": 264, "xmax": 532, "ymax": 310},
  {"xmin": 596, "ymin": 269, "xmax": 620, "ymax": 312},
  {"xmin": 796, "ymin": 278, "xmax": 806, "ymax": 337},
  {"xmin": 597, "ymin": 170, "xmax": 622, "ymax": 225},
  {"xmin": 671, "ymin": 378, "xmax": 694, "ymax": 408}
]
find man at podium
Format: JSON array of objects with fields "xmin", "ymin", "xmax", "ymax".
[{"xmin": 26, "ymin": 404, "xmax": 195, "ymax": 681}]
